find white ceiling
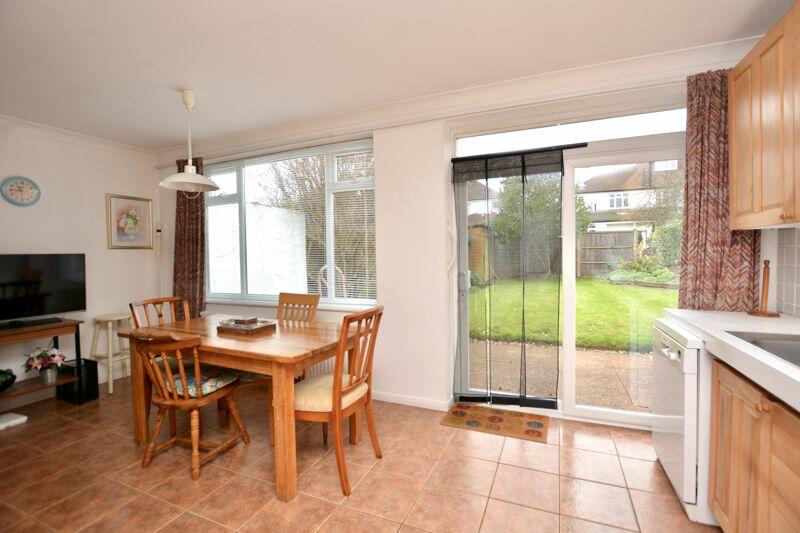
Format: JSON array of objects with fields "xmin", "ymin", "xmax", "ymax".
[{"xmin": 0, "ymin": 0, "xmax": 792, "ymax": 150}]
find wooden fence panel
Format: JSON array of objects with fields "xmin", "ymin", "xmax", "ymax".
[{"xmin": 577, "ymin": 230, "xmax": 635, "ymax": 277}]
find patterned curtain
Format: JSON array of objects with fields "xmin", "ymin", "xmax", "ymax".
[
  {"xmin": 172, "ymin": 158, "xmax": 206, "ymax": 319},
  {"xmin": 679, "ymin": 70, "xmax": 760, "ymax": 311}
]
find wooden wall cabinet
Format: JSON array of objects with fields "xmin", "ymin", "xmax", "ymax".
[
  {"xmin": 710, "ymin": 360, "xmax": 800, "ymax": 532},
  {"xmin": 729, "ymin": 3, "xmax": 800, "ymax": 230}
]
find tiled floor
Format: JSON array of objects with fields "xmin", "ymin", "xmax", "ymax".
[{"xmin": 0, "ymin": 377, "xmax": 718, "ymax": 532}]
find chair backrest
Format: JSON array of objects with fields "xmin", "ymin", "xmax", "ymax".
[
  {"xmin": 130, "ymin": 296, "xmax": 191, "ymax": 328},
  {"xmin": 332, "ymin": 306, "xmax": 383, "ymax": 408},
  {"xmin": 131, "ymin": 331, "xmax": 204, "ymax": 403},
  {"xmin": 277, "ymin": 292, "xmax": 320, "ymax": 322}
]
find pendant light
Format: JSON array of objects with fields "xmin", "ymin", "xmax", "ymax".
[{"xmin": 158, "ymin": 89, "xmax": 219, "ymax": 194}]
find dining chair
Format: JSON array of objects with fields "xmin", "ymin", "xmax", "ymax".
[
  {"xmin": 255, "ymin": 292, "xmax": 321, "ymax": 445},
  {"xmin": 132, "ymin": 331, "xmax": 250, "ymax": 480},
  {"xmin": 129, "ymin": 296, "xmax": 191, "ymax": 327},
  {"xmin": 293, "ymin": 305, "xmax": 384, "ymax": 495}
]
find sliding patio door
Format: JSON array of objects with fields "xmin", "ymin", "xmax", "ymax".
[{"xmin": 453, "ymin": 146, "xmax": 580, "ymax": 408}]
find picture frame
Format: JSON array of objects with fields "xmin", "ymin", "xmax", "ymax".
[{"xmin": 106, "ymin": 194, "xmax": 153, "ymax": 249}]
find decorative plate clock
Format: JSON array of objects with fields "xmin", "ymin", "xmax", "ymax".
[{"xmin": 1, "ymin": 176, "xmax": 41, "ymax": 206}]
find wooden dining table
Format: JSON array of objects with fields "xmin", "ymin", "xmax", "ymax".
[{"xmin": 118, "ymin": 314, "xmax": 360, "ymax": 502}]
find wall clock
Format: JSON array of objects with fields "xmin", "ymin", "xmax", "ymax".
[{"xmin": 1, "ymin": 176, "xmax": 41, "ymax": 206}]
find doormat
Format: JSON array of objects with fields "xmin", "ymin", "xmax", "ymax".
[{"xmin": 441, "ymin": 403, "xmax": 549, "ymax": 443}]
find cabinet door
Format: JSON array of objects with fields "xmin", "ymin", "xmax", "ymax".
[
  {"xmin": 760, "ymin": 402, "xmax": 800, "ymax": 532},
  {"xmin": 729, "ymin": 12, "xmax": 796, "ymax": 229},
  {"xmin": 710, "ymin": 361, "xmax": 769, "ymax": 532}
]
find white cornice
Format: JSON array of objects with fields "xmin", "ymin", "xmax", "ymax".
[
  {"xmin": 0, "ymin": 114, "xmax": 156, "ymax": 163},
  {"xmin": 155, "ymin": 36, "xmax": 759, "ymax": 168}
]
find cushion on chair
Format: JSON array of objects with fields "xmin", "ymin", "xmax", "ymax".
[
  {"xmin": 167, "ymin": 367, "xmax": 238, "ymax": 398},
  {"xmin": 294, "ymin": 373, "xmax": 368, "ymax": 412}
]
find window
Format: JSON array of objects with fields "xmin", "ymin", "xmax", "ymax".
[
  {"xmin": 608, "ymin": 192, "xmax": 629, "ymax": 209},
  {"xmin": 654, "ymin": 159, "xmax": 678, "ymax": 172},
  {"xmin": 205, "ymin": 140, "xmax": 376, "ymax": 306}
]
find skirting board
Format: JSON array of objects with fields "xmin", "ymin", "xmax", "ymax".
[{"xmin": 371, "ymin": 390, "xmax": 450, "ymax": 412}]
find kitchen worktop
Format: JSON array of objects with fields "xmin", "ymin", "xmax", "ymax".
[{"xmin": 665, "ymin": 309, "xmax": 800, "ymax": 412}]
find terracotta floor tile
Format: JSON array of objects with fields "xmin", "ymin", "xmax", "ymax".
[
  {"xmin": 559, "ymin": 422, "xmax": 617, "ymax": 455},
  {"xmin": 81, "ymin": 494, "xmax": 182, "ymax": 533},
  {"xmin": 2, "ymin": 466, "xmax": 99, "ymax": 514},
  {"xmin": 445, "ymin": 429, "xmax": 505, "ymax": 461},
  {"xmin": 560, "ymin": 448, "xmax": 625, "ymax": 487},
  {"xmin": 559, "ymin": 477, "xmax": 638, "ymax": 531},
  {"xmin": 500, "ymin": 438, "xmax": 559, "ymax": 474},
  {"xmin": 111, "ymin": 451, "xmax": 186, "ymax": 491},
  {"xmin": 0, "ymin": 444, "xmax": 37, "ymax": 471},
  {"xmin": 327, "ymin": 438, "xmax": 384, "ymax": 468},
  {"xmin": 405, "ymin": 485, "xmax": 487, "ymax": 533},
  {"xmin": 344, "ymin": 470, "xmax": 425, "ymax": 522},
  {"xmin": 373, "ymin": 440, "xmax": 441, "ymax": 479},
  {"xmin": 35, "ymin": 478, "xmax": 139, "ymax": 532},
  {"xmin": 318, "ymin": 507, "xmax": 400, "ymax": 533},
  {"xmin": 2, "ymin": 517, "xmax": 52, "ymax": 533},
  {"xmin": 427, "ymin": 453, "xmax": 498, "ymax": 497},
  {"xmin": 191, "ymin": 474, "xmax": 275, "ymax": 529},
  {"xmin": 28, "ymin": 422, "xmax": 100, "ymax": 451},
  {"xmin": 243, "ymin": 453, "xmax": 276, "ymax": 483},
  {"xmin": 611, "ymin": 429, "xmax": 657, "ymax": 461},
  {"xmin": 0, "ymin": 457, "xmax": 73, "ymax": 498},
  {"xmin": 620, "ymin": 457, "xmax": 674, "ymax": 495},
  {"xmin": 298, "ymin": 455, "xmax": 370, "ymax": 504},
  {"xmin": 399, "ymin": 526, "xmax": 430, "ymax": 533},
  {"xmin": 203, "ymin": 440, "xmax": 271, "ymax": 473},
  {"xmin": 1, "ymin": 415, "xmax": 77, "ymax": 442},
  {"xmin": 0, "ymin": 500, "xmax": 25, "ymax": 529},
  {"xmin": 629, "ymin": 489, "xmax": 720, "ymax": 533},
  {"xmin": 480, "ymin": 498, "xmax": 559, "ymax": 533},
  {"xmin": 149, "ymin": 464, "xmax": 237, "ymax": 509},
  {"xmin": 490, "ymin": 464, "xmax": 559, "ymax": 514},
  {"xmin": 80, "ymin": 442, "xmax": 144, "ymax": 476},
  {"xmin": 55, "ymin": 431, "xmax": 128, "ymax": 463},
  {"xmin": 240, "ymin": 494, "xmax": 336, "ymax": 533},
  {"xmin": 559, "ymin": 516, "xmax": 631, "ymax": 532},
  {"xmin": 157, "ymin": 512, "xmax": 231, "ymax": 532}
]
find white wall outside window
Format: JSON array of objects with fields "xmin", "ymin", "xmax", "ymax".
[{"xmin": 204, "ymin": 139, "xmax": 376, "ymax": 307}]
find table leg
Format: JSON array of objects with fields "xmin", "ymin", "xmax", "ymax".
[
  {"xmin": 129, "ymin": 338, "xmax": 151, "ymax": 445},
  {"xmin": 347, "ymin": 348, "xmax": 363, "ymax": 444},
  {"xmin": 272, "ymin": 365, "xmax": 297, "ymax": 501}
]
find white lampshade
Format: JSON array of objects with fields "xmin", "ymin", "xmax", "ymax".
[{"xmin": 159, "ymin": 164, "xmax": 219, "ymax": 193}]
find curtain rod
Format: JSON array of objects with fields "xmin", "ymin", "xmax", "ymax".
[{"xmin": 450, "ymin": 142, "xmax": 588, "ymax": 163}]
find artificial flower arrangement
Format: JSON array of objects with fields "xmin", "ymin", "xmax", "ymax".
[
  {"xmin": 118, "ymin": 208, "xmax": 141, "ymax": 239},
  {"xmin": 23, "ymin": 347, "xmax": 66, "ymax": 372}
]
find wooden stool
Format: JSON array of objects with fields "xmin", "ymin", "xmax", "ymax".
[{"xmin": 89, "ymin": 312, "xmax": 133, "ymax": 394}]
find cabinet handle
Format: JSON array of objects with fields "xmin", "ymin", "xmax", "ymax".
[
  {"xmin": 757, "ymin": 400, "xmax": 772, "ymax": 413},
  {"xmin": 780, "ymin": 212, "xmax": 794, "ymax": 222}
]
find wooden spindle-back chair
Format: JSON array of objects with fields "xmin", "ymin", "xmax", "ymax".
[
  {"xmin": 129, "ymin": 296, "xmax": 191, "ymax": 328},
  {"xmin": 277, "ymin": 292, "xmax": 320, "ymax": 322},
  {"xmin": 132, "ymin": 331, "xmax": 249, "ymax": 480},
  {"xmin": 294, "ymin": 305, "xmax": 384, "ymax": 495}
]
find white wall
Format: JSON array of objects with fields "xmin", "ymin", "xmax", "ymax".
[
  {"xmin": 0, "ymin": 116, "xmax": 158, "ymax": 403},
  {"xmin": 372, "ymin": 121, "xmax": 453, "ymax": 410}
]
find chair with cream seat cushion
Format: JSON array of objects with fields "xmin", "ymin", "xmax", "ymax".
[
  {"xmin": 294, "ymin": 373, "xmax": 369, "ymax": 412},
  {"xmin": 294, "ymin": 305, "xmax": 384, "ymax": 496}
]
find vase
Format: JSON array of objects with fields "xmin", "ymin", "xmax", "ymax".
[{"xmin": 40, "ymin": 367, "xmax": 59, "ymax": 385}]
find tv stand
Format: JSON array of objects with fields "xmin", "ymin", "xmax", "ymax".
[
  {"xmin": 0, "ymin": 319, "xmax": 85, "ymax": 404},
  {"xmin": 0, "ymin": 317, "xmax": 63, "ymax": 331}
]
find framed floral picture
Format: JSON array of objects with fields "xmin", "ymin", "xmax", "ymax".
[{"xmin": 106, "ymin": 194, "xmax": 153, "ymax": 249}]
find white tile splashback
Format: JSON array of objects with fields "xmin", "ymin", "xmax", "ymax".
[{"xmin": 777, "ymin": 228, "xmax": 800, "ymax": 315}]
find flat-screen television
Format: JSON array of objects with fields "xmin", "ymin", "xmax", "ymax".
[{"xmin": 0, "ymin": 254, "xmax": 86, "ymax": 322}]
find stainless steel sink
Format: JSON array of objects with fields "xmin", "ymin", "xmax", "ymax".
[{"xmin": 727, "ymin": 332, "xmax": 800, "ymax": 367}]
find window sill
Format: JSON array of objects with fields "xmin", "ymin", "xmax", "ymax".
[{"xmin": 205, "ymin": 297, "xmax": 376, "ymax": 314}]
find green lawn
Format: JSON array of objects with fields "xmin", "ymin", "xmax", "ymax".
[{"xmin": 468, "ymin": 277, "xmax": 677, "ymax": 352}]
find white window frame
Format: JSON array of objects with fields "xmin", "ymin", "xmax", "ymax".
[
  {"xmin": 204, "ymin": 138, "xmax": 376, "ymax": 308},
  {"xmin": 609, "ymin": 192, "xmax": 629, "ymax": 209}
]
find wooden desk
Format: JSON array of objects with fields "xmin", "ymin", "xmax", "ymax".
[
  {"xmin": 119, "ymin": 314, "xmax": 360, "ymax": 502},
  {"xmin": 0, "ymin": 319, "xmax": 84, "ymax": 403}
]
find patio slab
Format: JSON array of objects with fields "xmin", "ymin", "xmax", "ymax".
[{"xmin": 468, "ymin": 341, "xmax": 652, "ymax": 412}]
